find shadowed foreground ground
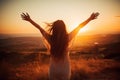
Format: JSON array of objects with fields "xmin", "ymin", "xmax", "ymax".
[
  {"xmin": 0, "ymin": 35, "xmax": 120, "ymax": 80},
  {"xmin": 0, "ymin": 52, "xmax": 120, "ymax": 80}
]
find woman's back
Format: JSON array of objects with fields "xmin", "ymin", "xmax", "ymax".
[
  {"xmin": 48, "ymin": 21, "xmax": 70, "ymax": 79},
  {"xmin": 49, "ymin": 20, "xmax": 69, "ymax": 58}
]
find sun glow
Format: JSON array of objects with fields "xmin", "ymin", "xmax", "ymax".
[
  {"xmin": 69, "ymin": 23, "xmax": 89, "ymax": 34},
  {"xmin": 80, "ymin": 26, "xmax": 89, "ymax": 33},
  {"xmin": 1, "ymin": 0, "xmax": 120, "ymax": 35}
]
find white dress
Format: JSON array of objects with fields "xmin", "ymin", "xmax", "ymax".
[{"xmin": 49, "ymin": 52, "xmax": 71, "ymax": 80}]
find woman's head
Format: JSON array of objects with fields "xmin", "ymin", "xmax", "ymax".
[
  {"xmin": 49, "ymin": 20, "xmax": 67, "ymax": 35},
  {"xmin": 48, "ymin": 20, "xmax": 69, "ymax": 58}
]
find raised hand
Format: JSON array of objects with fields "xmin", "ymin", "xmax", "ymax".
[
  {"xmin": 89, "ymin": 12, "xmax": 99, "ymax": 20},
  {"xmin": 21, "ymin": 13, "xmax": 31, "ymax": 21}
]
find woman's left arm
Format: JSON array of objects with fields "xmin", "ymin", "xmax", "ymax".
[{"xmin": 21, "ymin": 13, "xmax": 51, "ymax": 43}]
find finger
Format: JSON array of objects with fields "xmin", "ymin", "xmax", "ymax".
[
  {"xmin": 21, "ymin": 14, "xmax": 25, "ymax": 18},
  {"xmin": 22, "ymin": 12, "xmax": 24, "ymax": 15},
  {"xmin": 95, "ymin": 12, "xmax": 99, "ymax": 16},
  {"xmin": 21, "ymin": 14, "xmax": 24, "ymax": 16},
  {"xmin": 97, "ymin": 12, "xmax": 100, "ymax": 16},
  {"xmin": 21, "ymin": 16, "xmax": 26, "ymax": 20},
  {"xmin": 21, "ymin": 13, "xmax": 25, "ymax": 17},
  {"xmin": 21, "ymin": 17, "xmax": 25, "ymax": 20},
  {"xmin": 26, "ymin": 13, "xmax": 30, "ymax": 18},
  {"xmin": 26, "ymin": 12, "xmax": 29, "ymax": 16},
  {"xmin": 21, "ymin": 14, "xmax": 24, "ymax": 18},
  {"xmin": 22, "ymin": 13, "xmax": 26, "ymax": 16},
  {"xmin": 91, "ymin": 12, "xmax": 94, "ymax": 14}
]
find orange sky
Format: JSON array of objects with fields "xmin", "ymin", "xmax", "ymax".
[{"xmin": 0, "ymin": 0, "xmax": 120, "ymax": 35}]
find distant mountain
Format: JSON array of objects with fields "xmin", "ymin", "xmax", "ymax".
[
  {"xmin": 0, "ymin": 37, "xmax": 45, "ymax": 53},
  {"xmin": 0, "ymin": 34, "xmax": 41, "ymax": 39},
  {"xmin": 0, "ymin": 34, "xmax": 120, "ymax": 53},
  {"xmin": 74, "ymin": 34, "xmax": 120, "ymax": 47},
  {"xmin": 0, "ymin": 34, "xmax": 13, "ymax": 39}
]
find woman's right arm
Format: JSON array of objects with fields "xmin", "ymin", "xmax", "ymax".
[
  {"xmin": 69, "ymin": 12, "xmax": 99, "ymax": 42},
  {"xmin": 21, "ymin": 13, "xmax": 51, "ymax": 43}
]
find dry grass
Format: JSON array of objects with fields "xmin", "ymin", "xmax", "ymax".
[
  {"xmin": 71, "ymin": 59, "xmax": 120, "ymax": 80},
  {"xmin": 0, "ymin": 35, "xmax": 120, "ymax": 80},
  {"xmin": 0, "ymin": 53, "xmax": 120, "ymax": 80}
]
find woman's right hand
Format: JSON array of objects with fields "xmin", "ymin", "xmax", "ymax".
[
  {"xmin": 89, "ymin": 12, "xmax": 99, "ymax": 20},
  {"xmin": 21, "ymin": 13, "xmax": 31, "ymax": 21}
]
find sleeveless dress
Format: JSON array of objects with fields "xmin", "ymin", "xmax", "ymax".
[{"xmin": 49, "ymin": 52, "xmax": 71, "ymax": 80}]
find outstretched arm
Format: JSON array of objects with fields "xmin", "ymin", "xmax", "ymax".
[
  {"xmin": 69, "ymin": 12, "xmax": 99, "ymax": 41},
  {"xmin": 21, "ymin": 13, "xmax": 50, "ymax": 43}
]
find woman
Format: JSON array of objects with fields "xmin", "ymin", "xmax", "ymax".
[{"xmin": 21, "ymin": 12, "xmax": 99, "ymax": 80}]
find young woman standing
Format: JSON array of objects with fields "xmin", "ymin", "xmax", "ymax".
[{"xmin": 21, "ymin": 12, "xmax": 99, "ymax": 80}]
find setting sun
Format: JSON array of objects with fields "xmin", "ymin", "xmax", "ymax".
[
  {"xmin": 69, "ymin": 22, "xmax": 89, "ymax": 34},
  {"xmin": 80, "ymin": 26, "xmax": 89, "ymax": 33}
]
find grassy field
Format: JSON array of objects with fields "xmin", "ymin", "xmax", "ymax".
[
  {"xmin": 0, "ymin": 34, "xmax": 120, "ymax": 80},
  {"xmin": 0, "ymin": 52, "xmax": 120, "ymax": 80}
]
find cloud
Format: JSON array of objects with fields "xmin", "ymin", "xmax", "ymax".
[{"xmin": 115, "ymin": 16, "xmax": 120, "ymax": 17}]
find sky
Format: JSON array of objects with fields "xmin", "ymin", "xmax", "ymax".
[{"xmin": 0, "ymin": 0, "xmax": 120, "ymax": 36}]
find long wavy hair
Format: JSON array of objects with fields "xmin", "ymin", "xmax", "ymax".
[{"xmin": 47, "ymin": 20, "xmax": 69, "ymax": 58}]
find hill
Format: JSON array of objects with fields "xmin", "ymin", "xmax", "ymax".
[
  {"xmin": 0, "ymin": 37, "xmax": 46, "ymax": 54},
  {"xmin": 0, "ymin": 34, "xmax": 120, "ymax": 80}
]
